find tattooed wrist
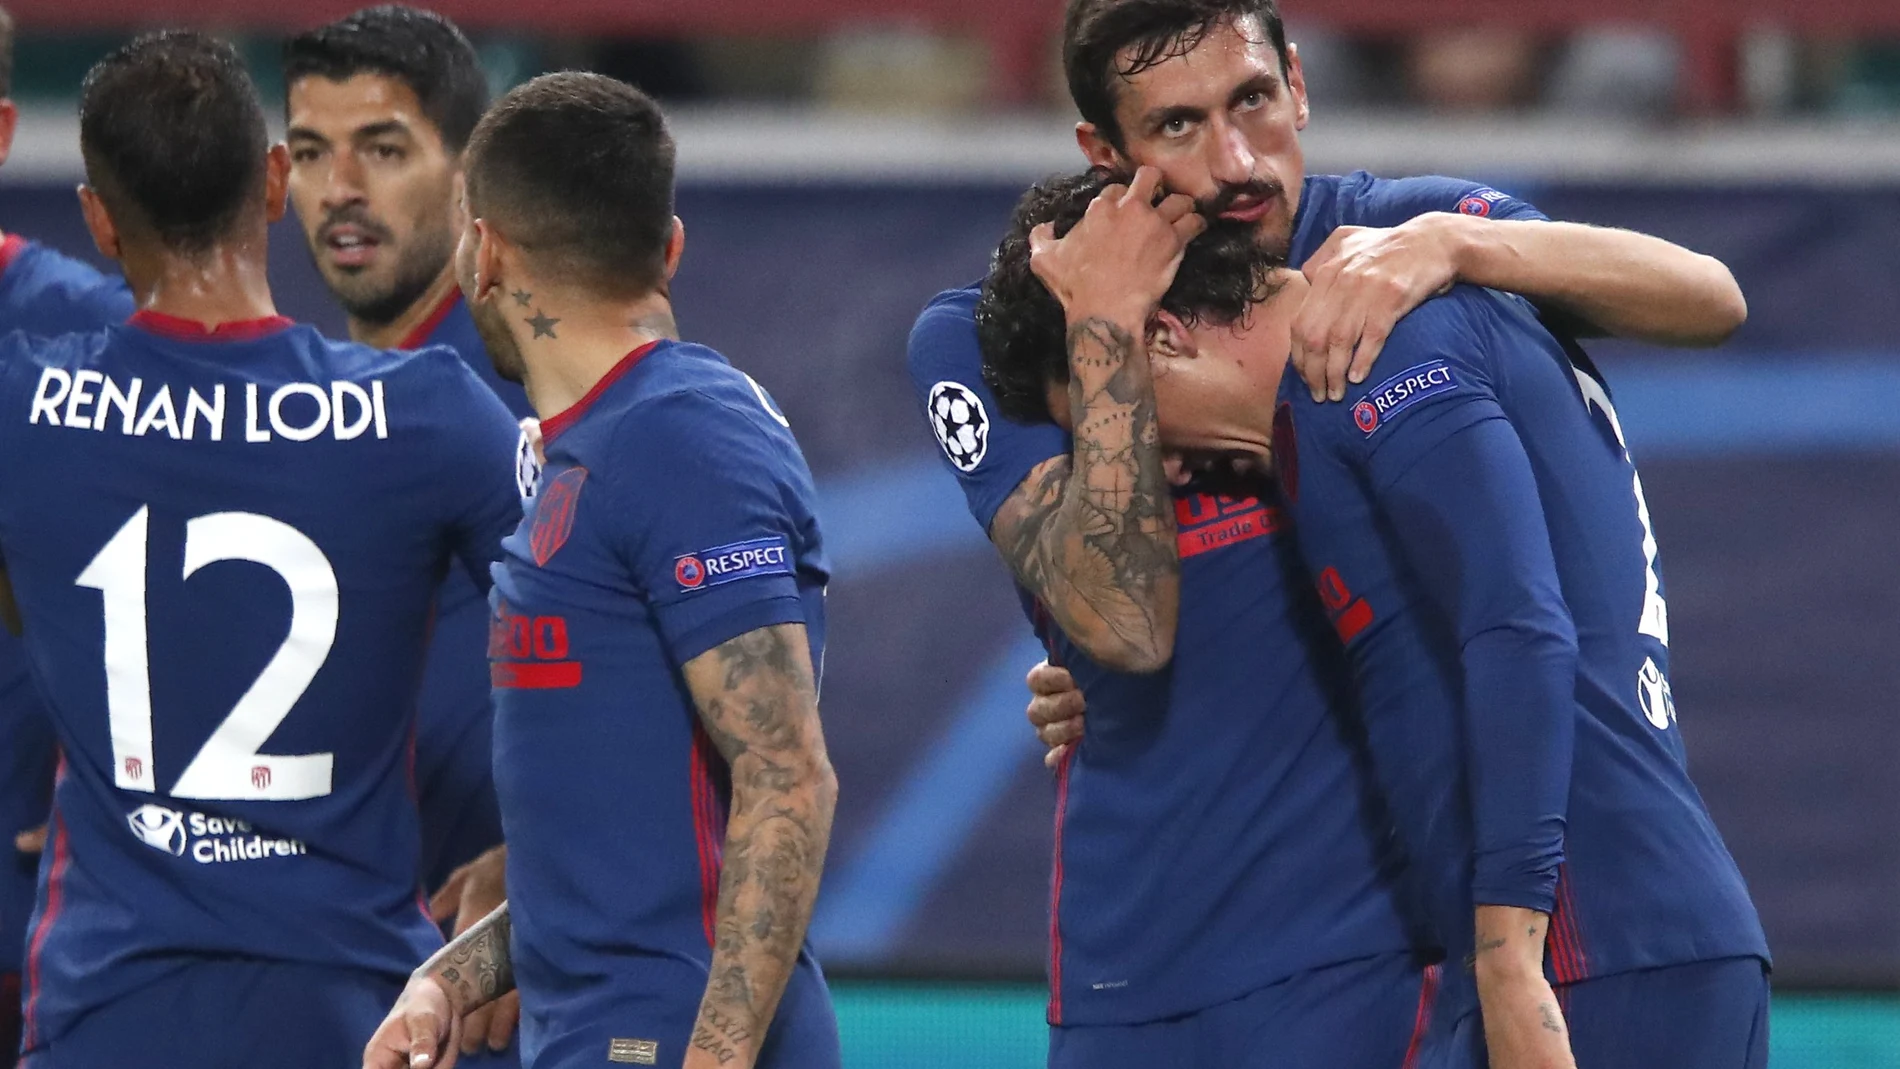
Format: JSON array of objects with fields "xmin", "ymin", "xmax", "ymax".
[{"xmin": 421, "ymin": 903, "xmax": 515, "ymax": 1015}]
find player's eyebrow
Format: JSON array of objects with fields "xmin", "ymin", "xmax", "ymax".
[
  {"xmin": 353, "ymin": 120, "xmax": 414, "ymax": 142},
  {"xmin": 284, "ymin": 125, "xmax": 328, "ymax": 145}
]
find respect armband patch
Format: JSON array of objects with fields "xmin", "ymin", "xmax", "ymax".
[
  {"xmin": 674, "ymin": 536, "xmax": 793, "ymax": 592},
  {"xmin": 1350, "ymin": 360, "xmax": 1458, "ymax": 437}
]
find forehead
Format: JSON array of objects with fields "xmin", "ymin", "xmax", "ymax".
[
  {"xmin": 1114, "ymin": 15, "xmax": 1282, "ymax": 113},
  {"xmin": 287, "ymin": 72, "xmax": 439, "ymax": 142}
]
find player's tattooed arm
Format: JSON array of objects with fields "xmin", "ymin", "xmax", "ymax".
[
  {"xmin": 988, "ymin": 316, "xmax": 1179, "ymax": 674},
  {"xmin": 418, "ymin": 901, "xmax": 516, "ymax": 1014},
  {"xmin": 682, "ymin": 622, "xmax": 836, "ymax": 1069}
]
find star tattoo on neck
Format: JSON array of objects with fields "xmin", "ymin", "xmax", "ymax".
[
  {"xmin": 527, "ymin": 310, "xmax": 560, "ymax": 339},
  {"xmin": 511, "ymin": 289, "xmax": 532, "ymax": 307}
]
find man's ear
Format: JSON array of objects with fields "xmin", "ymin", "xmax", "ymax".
[
  {"xmin": 1075, "ymin": 122, "xmax": 1124, "ymax": 172},
  {"xmin": 262, "ymin": 143, "xmax": 291, "ymax": 224},
  {"xmin": 470, "ymin": 218, "xmax": 507, "ymax": 304},
  {"xmin": 76, "ymin": 185, "xmax": 122, "ymax": 262},
  {"xmin": 662, "ymin": 216, "xmax": 685, "ymax": 281},
  {"xmin": 1147, "ymin": 308, "xmax": 1198, "ymax": 369},
  {"xmin": 1285, "ymin": 44, "xmax": 1311, "ymax": 131}
]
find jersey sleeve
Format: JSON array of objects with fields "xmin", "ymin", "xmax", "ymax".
[
  {"xmin": 608, "ymin": 389, "xmax": 813, "ymax": 665},
  {"xmin": 907, "ymin": 289, "xmax": 1068, "ymax": 533},
  {"xmin": 433, "ymin": 349, "xmax": 526, "ymax": 592},
  {"xmin": 1359, "ymin": 175, "xmax": 1548, "ymax": 227},
  {"xmin": 1317, "ymin": 294, "xmax": 1579, "ymax": 914}
]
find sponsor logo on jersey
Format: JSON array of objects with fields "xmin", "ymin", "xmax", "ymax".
[
  {"xmin": 926, "ymin": 380, "xmax": 989, "ymax": 473},
  {"xmin": 126, "ymin": 803, "xmax": 309, "ymax": 864},
  {"xmin": 489, "ymin": 599, "xmax": 581, "ymax": 689},
  {"xmin": 1315, "ymin": 565, "xmax": 1376, "ymax": 643},
  {"xmin": 674, "ymin": 536, "xmax": 793, "ymax": 592},
  {"xmin": 1639, "ymin": 656, "xmax": 1676, "ymax": 729},
  {"xmin": 1354, "ymin": 360, "xmax": 1458, "ymax": 437},
  {"xmin": 1174, "ymin": 492, "xmax": 1282, "ymax": 559},
  {"xmin": 607, "ymin": 1038, "xmax": 659, "ymax": 1065},
  {"xmin": 529, "ymin": 466, "xmax": 588, "ymax": 565}
]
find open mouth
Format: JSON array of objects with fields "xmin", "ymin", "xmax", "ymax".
[{"xmin": 321, "ymin": 223, "xmax": 384, "ymax": 270}]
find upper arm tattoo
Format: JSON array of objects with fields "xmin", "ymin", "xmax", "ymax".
[{"xmin": 988, "ymin": 318, "xmax": 1178, "ymax": 667}]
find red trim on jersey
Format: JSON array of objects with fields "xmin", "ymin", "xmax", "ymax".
[
  {"xmin": 1047, "ymin": 746, "xmax": 1073, "ymax": 1026},
  {"xmin": 540, "ymin": 341, "xmax": 663, "ymax": 444},
  {"xmin": 22, "ymin": 801, "xmax": 70, "ymax": 1050},
  {"xmin": 1333, "ymin": 598, "xmax": 1375, "ymax": 643},
  {"xmin": 1548, "ymin": 867, "xmax": 1588, "ymax": 982},
  {"xmin": 0, "ymin": 233, "xmax": 28, "ymax": 279},
  {"xmin": 689, "ymin": 725, "xmax": 726, "ymax": 948},
  {"xmin": 399, "ymin": 290, "xmax": 461, "ymax": 350},
  {"xmin": 1399, "ymin": 962, "xmax": 1441, "ymax": 1069},
  {"xmin": 127, "ymin": 309, "xmax": 294, "ymax": 341}
]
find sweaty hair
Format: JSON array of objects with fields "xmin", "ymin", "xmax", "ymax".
[
  {"xmin": 283, "ymin": 5, "xmax": 488, "ymax": 152},
  {"xmin": 79, "ymin": 31, "xmax": 270, "ymax": 256},
  {"xmin": 1063, "ymin": 0, "xmax": 1290, "ymax": 149},
  {"xmin": 0, "ymin": 5, "xmax": 14, "ymax": 99},
  {"xmin": 464, "ymin": 72, "xmax": 676, "ymax": 298},
  {"xmin": 976, "ymin": 170, "xmax": 1283, "ymax": 425}
]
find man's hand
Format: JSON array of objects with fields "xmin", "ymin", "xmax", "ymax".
[
  {"xmin": 1472, "ymin": 905, "xmax": 1577, "ymax": 1069},
  {"xmin": 362, "ymin": 974, "xmax": 460, "ymax": 1069},
  {"xmin": 14, "ymin": 824, "xmax": 45, "ymax": 855},
  {"xmin": 1026, "ymin": 166, "xmax": 1206, "ymax": 325},
  {"xmin": 429, "ymin": 846, "xmax": 517, "ymax": 1057},
  {"xmin": 1025, "ymin": 661, "xmax": 1085, "ymax": 768},
  {"xmin": 1291, "ymin": 217, "xmax": 1462, "ymax": 402}
]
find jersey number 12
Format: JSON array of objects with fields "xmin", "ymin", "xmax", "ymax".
[{"xmin": 77, "ymin": 506, "xmax": 339, "ymax": 801}]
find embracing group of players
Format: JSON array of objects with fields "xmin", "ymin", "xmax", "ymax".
[
  {"xmin": 0, "ymin": 0, "xmax": 1767, "ymax": 1067},
  {"xmin": 911, "ymin": 1, "xmax": 1770, "ymax": 1068}
]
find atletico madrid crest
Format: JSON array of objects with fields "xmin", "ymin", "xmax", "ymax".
[{"xmin": 531, "ymin": 467, "xmax": 589, "ymax": 566}]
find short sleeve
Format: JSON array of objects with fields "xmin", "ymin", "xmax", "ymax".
[
  {"xmin": 1359, "ymin": 175, "xmax": 1549, "ymax": 227},
  {"xmin": 907, "ymin": 288, "xmax": 1067, "ymax": 532},
  {"xmin": 610, "ymin": 389, "xmax": 812, "ymax": 664},
  {"xmin": 434, "ymin": 348, "xmax": 526, "ymax": 591},
  {"xmin": 1313, "ymin": 289, "xmax": 1509, "ymax": 489}
]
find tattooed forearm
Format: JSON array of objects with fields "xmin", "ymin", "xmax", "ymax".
[
  {"xmin": 682, "ymin": 624, "xmax": 836, "ymax": 1069},
  {"xmin": 989, "ymin": 316, "xmax": 1178, "ymax": 672},
  {"xmin": 418, "ymin": 902, "xmax": 514, "ymax": 1014}
]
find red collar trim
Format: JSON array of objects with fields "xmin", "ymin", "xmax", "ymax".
[
  {"xmin": 541, "ymin": 341, "xmax": 665, "ymax": 443},
  {"xmin": 0, "ymin": 234, "xmax": 28, "ymax": 279},
  {"xmin": 128, "ymin": 309, "xmax": 295, "ymax": 342},
  {"xmin": 399, "ymin": 290, "xmax": 461, "ymax": 350}
]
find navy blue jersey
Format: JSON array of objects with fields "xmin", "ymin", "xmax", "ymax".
[
  {"xmin": 1273, "ymin": 285, "xmax": 1768, "ymax": 989},
  {"xmin": 910, "ymin": 286, "xmax": 1410, "ymax": 1027},
  {"xmin": 489, "ymin": 341, "xmax": 831, "ymax": 1054},
  {"xmin": 0, "ymin": 312, "xmax": 522, "ymax": 1050},
  {"xmin": 1288, "ymin": 172, "xmax": 1546, "ymax": 268},
  {"xmin": 398, "ymin": 291, "xmax": 533, "ymax": 894},
  {"xmin": 0, "ymin": 235, "xmax": 132, "ymax": 984}
]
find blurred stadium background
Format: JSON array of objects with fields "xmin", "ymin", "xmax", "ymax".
[{"xmin": 3, "ymin": 0, "xmax": 1898, "ymax": 1065}]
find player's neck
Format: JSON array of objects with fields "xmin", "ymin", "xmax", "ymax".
[
  {"xmin": 126, "ymin": 238, "xmax": 279, "ymax": 328},
  {"xmin": 352, "ymin": 266, "xmax": 459, "ymax": 350},
  {"xmin": 519, "ymin": 291, "xmax": 679, "ymax": 419}
]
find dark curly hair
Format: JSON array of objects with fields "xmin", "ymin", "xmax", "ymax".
[
  {"xmin": 1064, "ymin": 0, "xmax": 1290, "ymax": 149},
  {"xmin": 975, "ymin": 170, "xmax": 1284, "ymax": 426}
]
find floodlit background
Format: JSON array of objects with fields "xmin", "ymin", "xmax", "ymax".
[{"xmin": 3, "ymin": 1, "xmax": 1898, "ymax": 1065}]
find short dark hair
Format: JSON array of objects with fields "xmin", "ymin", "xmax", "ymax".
[
  {"xmin": 465, "ymin": 72, "xmax": 676, "ymax": 297},
  {"xmin": 79, "ymin": 31, "xmax": 269, "ymax": 256},
  {"xmin": 976, "ymin": 170, "xmax": 1282, "ymax": 425},
  {"xmin": 1063, "ymin": 0, "xmax": 1290, "ymax": 149},
  {"xmin": 0, "ymin": 5, "xmax": 15, "ymax": 99},
  {"xmin": 283, "ymin": 5, "xmax": 488, "ymax": 152}
]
